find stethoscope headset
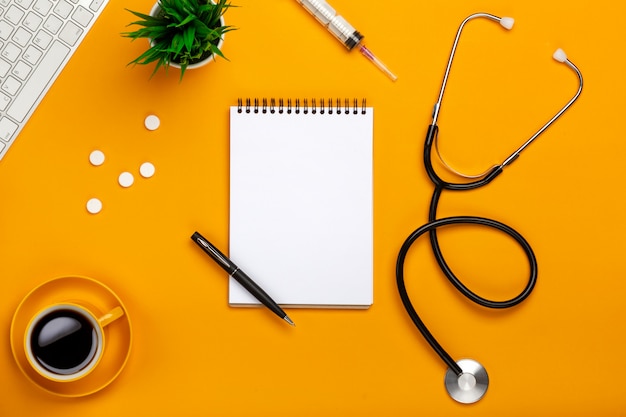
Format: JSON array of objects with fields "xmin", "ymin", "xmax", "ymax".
[{"xmin": 395, "ymin": 12, "xmax": 583, "ymax": 404}]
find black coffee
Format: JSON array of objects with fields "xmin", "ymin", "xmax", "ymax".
[{"xmin": 30, "ymin": 309, "xmax": 98, "ymax": 375}]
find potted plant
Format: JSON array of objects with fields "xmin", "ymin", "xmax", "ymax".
[{"xmin": 123, "ymin": 0, "xmax": 236, "ymax": 79}]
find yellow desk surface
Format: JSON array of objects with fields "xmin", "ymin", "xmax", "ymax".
[{"xmin": 1, "ymin": 0, "xmax": 625, "ymax": 415}]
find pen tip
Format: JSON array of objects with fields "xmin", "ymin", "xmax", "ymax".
[{"xmin": 284, "ymin": 315, "xmax": 295, "ymax": 326}]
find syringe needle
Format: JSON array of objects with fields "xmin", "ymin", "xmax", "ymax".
[
  {"xmin": 360, "ymin": 45, "xmax": 398, "ymax": 82},
  {"xmin": 296, "ymin": 0, "xmax": 398, "ymax": 81}
]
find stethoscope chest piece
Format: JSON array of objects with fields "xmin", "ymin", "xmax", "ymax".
[{"xmin": 444, "ymin": 359, "xmax": 489, "ymax": 404}]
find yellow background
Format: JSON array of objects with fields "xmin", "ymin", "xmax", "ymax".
[{"xmin": 1, "ymin": 0, "xmax": 625, "ymax": 415}]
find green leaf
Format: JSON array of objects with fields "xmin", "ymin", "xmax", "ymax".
[
  {"xmin": 122, "ymin": 0, "xmax": 238, "ymax": 80},
  {"xmin": 183, "ymin": 25, "xmax": 195, "ymax": 51}
]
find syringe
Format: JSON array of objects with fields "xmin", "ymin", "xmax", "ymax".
[{"xmin": 295, "ymin": 0, "xmax": 398, "ymax": 81}]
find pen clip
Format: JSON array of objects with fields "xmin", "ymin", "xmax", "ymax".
[{"xmin": 195, "ymin": 236, "xmax": 231, "ymax": 269}]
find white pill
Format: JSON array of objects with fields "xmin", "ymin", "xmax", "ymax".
[
  {"xmin": 144, "ymin": 114, "xmax": 161, "ymax": 131},
  {"xmin": 89, "ymin": 150, "xmax": 105, "ymax": 166},
  {"xmin": 140, "ymin": 162, "xmax": 155, "ymax": 178},
  {"xmin": 118, "ymin": 172, "xmax": 134, "ymax": 188},
  {"xmin": 86, "ymin": 198, "xmax": 102, "ymax": 214}
]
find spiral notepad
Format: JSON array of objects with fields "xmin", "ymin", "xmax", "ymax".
[{"xmin": 229, "ymin": 98, "xmax": 373, "ymax": 308}]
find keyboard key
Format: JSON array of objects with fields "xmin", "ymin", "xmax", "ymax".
[
  {"xmin": 2, "ymin": 42, "xmax": 21, "ymax": 62},
  {"xmin": 71, "ymin": 5, "xmax": 94, "ymax": 27},
  {"xmin": 7, "ymin": 41, "xmax": 70, "ymax": 122},
  {"xmin": 23, "ymin": 45, "xmax": 43, "ymax": 65},
  {"xmin": 16, "ymin": 0, "xmax": 35, "ymax": 9},
  {"xmin": 0, "ymin": 20, "xmax": 13, "ymax": 41},
  {"xmin": 12, "ymin": 27, "xmax": 32, "ymax": 47},
  {"xmin": 12, "ymin": 61, "xmax": 32, "ymax": 80},
  {"xmin": 59, "ymin": 21, "xmax": 82, "ymax": 46},
  {"xmin": 90, "ymin": 0, "xmax": 106, "ymax": 12},
  {"xmin": 0, "ymin": 93, "xmax": 10, "ymax": 111},
  {"xmin": 53, "ymin": 0, "xmax": 73, "ymax": 19},
  {"xmin": 33, "ymin": 30, "xmax": 52, "ymax": 49},
  {"xmin": 23, "ymin": 12, "xmax": 44, "ymax": 32},
  {"xmin": 0, "ymin": 117, "xmax": 18, "ymax": 142},
  {"xmin": 0, "ymin": 0, "xmax": 9, "ymax": 7},
  {"xmin": 33, "ymin": 0, "xmax": 53, "ymax": 16},
  {"xmin": 5, "ymin": 5, "xmax": 25, "ymax": 25},
  {"xmin": 1, "ymin": 76, "xmax": 21, "ymax": 95},
  {"xmin": 89, "ymin": 0, "xmax": 107, "ymax": 12},
  {"xmin": 0, "ymin": 59, "xmax": 9, "ymax": 77},
  {"xmin": 44, "ymin": 14, "xmax": 63, "ymax": 34}
]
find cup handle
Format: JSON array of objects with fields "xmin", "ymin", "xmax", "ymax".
[{"xmin": 98, "ymin": 306, "xmax": 124, "ymax": 327}]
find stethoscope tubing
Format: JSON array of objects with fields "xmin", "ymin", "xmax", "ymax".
[
  {"xmin": 427, "ymin": 185, "xmax": 538, "ymax": 310},
  {"xmin": 423, "ymin": 125, "xmax": 504, "ymax": 191},
  {"xmin": 396, "ymin": 153, "xmax": 538, "ymax": 376},
  {"xmin": 396, "ymin": 215, "xmax": 537, "ymax": 374}
]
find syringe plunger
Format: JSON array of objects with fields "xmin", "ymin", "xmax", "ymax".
[{"xmin": 297, "ymin": 0, "xmax": 364, "ymax": 50}]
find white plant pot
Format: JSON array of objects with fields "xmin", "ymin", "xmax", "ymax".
[{"xmin": 149, "ymin": 1, "xmax": 226, "ymax": 70}]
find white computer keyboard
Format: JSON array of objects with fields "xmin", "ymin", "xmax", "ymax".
[{"xmin": 0, "ymin": 0, "xmax": 109, "ymax": 161}]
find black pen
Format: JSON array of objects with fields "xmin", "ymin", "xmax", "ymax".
[{"xmin": 191, "ymin": 231, "xmax": 295, "ymax": 326}]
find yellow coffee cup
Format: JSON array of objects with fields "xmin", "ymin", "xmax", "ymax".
[{"xmin": 24, "ymin": 303, "xmax": 124, "ymax": 382}]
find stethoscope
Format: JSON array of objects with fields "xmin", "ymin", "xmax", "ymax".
[{"xmin": 395, "ymin": 13, "xmax": 583, "ymax": 404}]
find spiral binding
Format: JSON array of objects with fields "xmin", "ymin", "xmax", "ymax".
[{"xmin": 237, "ymin": 98, "xmax": 368, "ymax": 115}]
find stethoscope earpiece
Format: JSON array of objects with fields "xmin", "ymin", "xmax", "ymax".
[
  {"xmin": 553, "ymin": 48, "xmax": 568, "ymax": 63},
  {"xmin": 444, "ymin": 359, "xmax": 489, "ymax": 404},
  {"xmin": 499, "ymin": 16, "xmax": 515, "ymax": 30}
]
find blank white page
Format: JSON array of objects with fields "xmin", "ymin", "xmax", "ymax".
[{"xmin": 229, "ymin": 102, "xmax": 373, "ymax": 307}]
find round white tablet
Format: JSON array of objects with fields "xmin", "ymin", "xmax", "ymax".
[
  {"xmin": 86, "ymin": 198, "xmax": 102, "ymax": 214},
  {"xmin": 139, "ymin": 162, "xmax": 155, "ymax": 178},
  {"xmin": 89, "ymin": 150, "xmax": 105, "ymax": 166},
  {"xmin": 118, "ymin": 172, "xmax": 134, "ymax": 188},
  {"xmin": 144, "ymin": 114, "xmax": 161, "ymax": 131}
]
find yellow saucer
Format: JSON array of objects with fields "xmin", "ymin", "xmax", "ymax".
[{"xmin": 10, "ymin": 276, "xmax": 132, "ymax": 397}]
